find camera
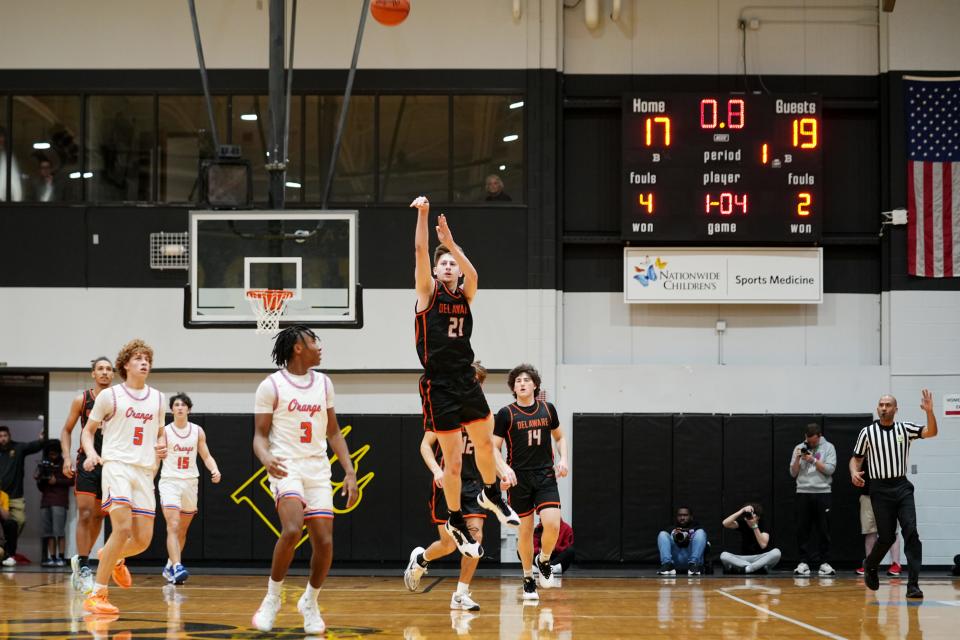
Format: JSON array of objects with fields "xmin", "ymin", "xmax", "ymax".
[
  {"xmin": 672, "ymin": 529, "xmax": 691, "ymax": 548},
  {"xmin": 800, "ymin": 447, "xmax": 811, "ymax": 456},
  {"xmin": 37, "ymin": 458, "xmax": 56, "ymax": 480},
  {"xmin": 743, "ymin": 508, "xmax": 754, "ymax": 518}
]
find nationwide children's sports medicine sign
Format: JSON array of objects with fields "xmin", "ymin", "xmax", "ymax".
[{"xmin": 624, "ymin": 247, "xmax": 823, "ymax": 304}]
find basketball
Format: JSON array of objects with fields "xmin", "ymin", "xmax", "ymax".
[{"xmin": 370, "ymin": 0, "xmax": 410, "ymax": 26}]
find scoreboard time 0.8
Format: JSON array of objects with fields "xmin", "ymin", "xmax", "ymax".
[{"xmin": 622, "ymin": 93, "xmax": 822, "ymax": 243}]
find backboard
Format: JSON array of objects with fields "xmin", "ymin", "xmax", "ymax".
[{"xmin": 186, "ymin": 210, "xmax": 360, "ymax": 328}]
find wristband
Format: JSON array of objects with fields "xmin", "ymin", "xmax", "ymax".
[{"xmin": 750, "ymin": 524, "xmax": 759, "ymax": 529}]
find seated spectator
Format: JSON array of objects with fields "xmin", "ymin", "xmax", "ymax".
[
  {"xmin": 484, "ymin": 174, "xmax": 512, "ymax": 202},
  {"xmin": 34, "ymin": 442, "xmax": 71, "ymax": 567},
  {"xmin": 720, "ymin": 503, "xmax": 781, "ymax": 574},
  {"xmin": 657, "ymin": 506, "xmax": 707, "ymax": 575},
  {"xmin": 534, "ymin": 517, "xmax": 574, "ymax": 573},
  {"xmin": 0, "ymin": 488, "xmax": 17, "ymax": 567}
]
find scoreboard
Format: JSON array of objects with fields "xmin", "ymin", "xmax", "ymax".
[{"xmin": 622, "ymin": 93, "xmax": 822, "ymax": 243}]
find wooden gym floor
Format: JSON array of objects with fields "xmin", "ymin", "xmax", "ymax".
[{"xmin": 1, "ymin": 569, "xmax": 959, "ymax": 639}]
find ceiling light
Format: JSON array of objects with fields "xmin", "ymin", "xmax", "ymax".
[
  {"xmin": 241, "ymin": 114, "xmax": 258, "ymax": 121},
  {"xmin": 285, "ymin": 181, "xmax": 302, "ymax": 189},
  {"xmin": 503, "ymin": 134, "xmax": 519, "ymax": 142},
  {"xmin": 32, "ymin": 142, "xmax": 51, "ymax": 150},
  {"xmin": 509, "ymin": 101, "xmax": 524, "ymax": 109}
]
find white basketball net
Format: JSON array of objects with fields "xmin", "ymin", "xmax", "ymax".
[{"xmin": 245, "ymin": 289, "xmax": 293, "ymax": 335}]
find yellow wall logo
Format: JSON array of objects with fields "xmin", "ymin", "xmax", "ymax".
[{"xmin": 230, "ymin": 425, "xmax": 375, "ymax": 548}]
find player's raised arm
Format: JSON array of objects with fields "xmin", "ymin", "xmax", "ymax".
[
  {"xmin": 435, "ymin": 213, "xmax": 479, "ymax": 303},
  {"xmin": 59, "ymin": 393, "xmax": 85, "ymax": 477},
  {"xmin": 412, "ymin": 196, "xmax": 435, "ymax": 310}
]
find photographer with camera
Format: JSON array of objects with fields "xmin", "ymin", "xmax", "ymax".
[
  {"xmin": 34, "ymin": 442, "xmax": 72, "ymax": 567},
  {"xmin": 720, "ymin": 503, "xmax": 781, "ymax": 574},
  {"xmin": 657, "ymin": 507, "xmax": 708, "ymax": 575},
  {"xmin": 789, "ymin": 423, "xmax": 837, "ymax": 577}
]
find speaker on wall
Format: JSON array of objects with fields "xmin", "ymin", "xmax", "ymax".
[{"xmin": 201, "ymin": 159, "xmax": 252, "ymax": 209}]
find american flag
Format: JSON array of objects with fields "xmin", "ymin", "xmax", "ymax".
[{"xmin": 905, "ymin": 77, "xmax": 960, "ymax": 278}]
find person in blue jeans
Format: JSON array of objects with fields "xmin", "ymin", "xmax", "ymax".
[{"xmin": 657, "ymin": 506, "xmax": 708, "ymax": 575}]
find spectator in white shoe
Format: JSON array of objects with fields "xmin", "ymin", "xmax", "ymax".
[
  {"xmin": 720, "ymin": 503, "xmax": 781, "ymax": 574},
  {"xmin": 789, "ymin": 423, "xmax": 836, "ymax": 576}
]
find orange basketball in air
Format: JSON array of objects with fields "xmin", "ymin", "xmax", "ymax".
[{"xmin": 370, "ymin": 0, "xmax": 410, "ymax": 26}]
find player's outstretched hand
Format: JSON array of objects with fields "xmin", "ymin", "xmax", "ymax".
[
  {"xmin": 920, "ymin": 388, "xmax": 934, "ymax": 413},
  {"xmin": 83, "ymin": 453, "xmax": 102, "ymax": 472},
  {"xmin": 435, "ymin": 214, "xmax": 456, "ymax": 248},
  {"xmin": 410, "ymin": 195, "xmax": 429, "ymax": 214},
  {"xmin": 341, "ymin": 470, "xmax": 359, "ymax": 508},
  {"xmin": 851, "ymin": 469, "xmax": 865, "ymax": 487},
  {"xmin": 266, "ymin": 456, "xmax": 288, "ymax": 478}
]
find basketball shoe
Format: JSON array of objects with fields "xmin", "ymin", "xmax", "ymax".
[
  {"xmin": 404, "ymin": 546, "xmax": 428, "ymax": 591},
  {"xmin": 887, "ymin": 562, "xmax": 902, "ymax": 577},
  {"xmin": 477, "ymin": 487, "xmax": 520, "ymax": 527},
  {"xmin": 83, "ymin": 589, "xmax": 119, "ymax": 615},
  {"xmin": 172, "ymin": 563, "xmax": 189, "ymax": 585},
  {"xmin": 522, "ymin": 576, "xmax": 539, "ymax": 602},
  {"xmin": 450, "ymin": 591, "xmax": 480, "ymax": 611},
  {"xmin": 252, "ymin": 594, "xmax": 282, "ymax": 632},
  {"xmin": 444, "ymin": 520, "xmax": 483, "ymax": 558},
  {"xmin": 297, "ymin": 591, "xmax": 326, "ymax": 634},
  {"xmin": 97, "ymin": 549, "xmax": 132, "ymax": 588},
  {"xmin": 536, "ymin": 556, "xmax": 559, "ymax": 589}
]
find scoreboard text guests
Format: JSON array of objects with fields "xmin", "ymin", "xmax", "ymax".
[{"xmin": 622, "ymin": 93, "xmax": 823, "ymax": 243}]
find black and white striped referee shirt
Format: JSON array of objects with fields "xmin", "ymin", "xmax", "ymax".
[{"xmin": 853, "ymin": 420, "xmax": 924, "ymax": 480}]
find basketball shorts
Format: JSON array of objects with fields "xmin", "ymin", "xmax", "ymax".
[
  {"xmin": 158, "ymin": 477, "xmax": 199, "ymax": 515},
  {"xmin": 75, "ymin": 451, "xmax": 103, "ymax": 500},
  {"xmin": 431, "ymin": 476, "xmax": 486, "ymax": 524},
  {"xmin": 419, "ymin": 372, "xmax": 490, "ymax": 433},
  {"xmin": 509, "ymin": 468, "xmax": 561, "ymax": 518},
  {"xmin": 269, "ymin": 456, "xmax": 334, "ymax": 520},
  {"xmin": 100, "ymin": 461, "xmax": 156, "ymax": 518}
]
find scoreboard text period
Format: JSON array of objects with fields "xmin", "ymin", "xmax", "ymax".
[{"xmin": 622, "ymin": 93, "xmax": 823, "ymax": 243}]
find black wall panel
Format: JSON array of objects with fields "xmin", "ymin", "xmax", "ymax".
[
  {"xmin": 572, "ymin": 414, "xmax": 622, "ymax": 562},
  {"xmin": 0, "ymin": 208, "xmax": 87, "ymax": 286},
  {"xmin": 672, "ymin": 415, "xmax": 724, "ymax": 551},
  {"xmin": 721, "ymin": 415, "xmax": 774, "ymax": 554},
  {"xmin": 621, "ymin": 414, "xmax": 672, "ymax": 562},
  {"xmin": 86, "ymin": 208, "xmax": 189, "ymax": 288}
]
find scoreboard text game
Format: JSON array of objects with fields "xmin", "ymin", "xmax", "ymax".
[{"xmin": 622, "ymin": 93, "xmax": 822, "ymax": 243}]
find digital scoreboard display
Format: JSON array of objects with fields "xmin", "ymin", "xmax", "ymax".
[{"xmin": 622, "ymin": 93, "xmax": 822, "ymax": 243}]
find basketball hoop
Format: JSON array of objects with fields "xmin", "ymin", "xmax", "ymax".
[{"xmin": 245, "ymin": 289, "xmax": 294, "ymax": 334}]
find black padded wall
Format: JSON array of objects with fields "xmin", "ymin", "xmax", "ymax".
[
  {"xmin": 621, "ymin": 415, "xmax": 672, "ymax": 562},
  {"xmin": 574, "ymin": 413, "xmax": 871, "ymax": 567},
  {"xmin": 571, "ymin": 414, "xmax": 622, "ymax": 562}
]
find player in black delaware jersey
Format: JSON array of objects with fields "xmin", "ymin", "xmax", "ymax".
[
  {"xmin": 59, "ymin": 356, "xmax": 114, "ymax": 594},
  {"xmin": 404, "ymin": 362, "xmax": 497, "ymax": 615},
  {"xmin": 412, "ymin": 195, "xmax": 519, "ymax": 559},
  {"xmin": 493, "ymin": 363, "xmax": 569, "ymax": 602}
]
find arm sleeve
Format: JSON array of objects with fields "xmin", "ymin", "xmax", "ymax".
[
  {"xmin": 547, "ymin": 402, "xmax": 560, "ymax": 430},
  {"xmin": 852, "ymin": 427, "xmax": 869, "ymax": 457},
  {"xmin": 254, "ymin": 378, "xmax": 277, "ymax": 414},
  {"xmin": 324, "ymin": 374, "xmax": 336, "ymax": 408},
  {"xmin": 493, "ymin": 407, "xmax": 510, "ymax": 438},
  {"xmin": 903, "ymin": 421, "xmax": 924, "ymax": 440},
  {"xmin": 88, "ymin": 387, "xmax": 114, "ymax": 422}
]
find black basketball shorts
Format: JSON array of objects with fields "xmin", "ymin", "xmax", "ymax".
[
  {"xmin": 419, "ymin": 373, "xmax": 490, "ymax": 433},
  {"xmin": 74, "ymin": 451, "xmax": 103, "ymax": 500},
  {"xmin": 430, "ymin": 477, "xmax": 486, "ymax": 524},
  {"xmin": 509, "ymin": 468, "xmax": 561, "ymax": 518}
]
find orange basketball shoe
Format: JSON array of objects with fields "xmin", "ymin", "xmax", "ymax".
[
  {"xmin": 83, "ymin": 590, "xmax": 119, "ymax": 615},
  {"xmin": 97, "ymin": 549, "xmax": 133, "ymax": 588}
]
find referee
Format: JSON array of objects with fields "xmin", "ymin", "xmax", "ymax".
[{"xmin": 850, "ymin": 389, "xmax": 939, "ymax": 599}]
